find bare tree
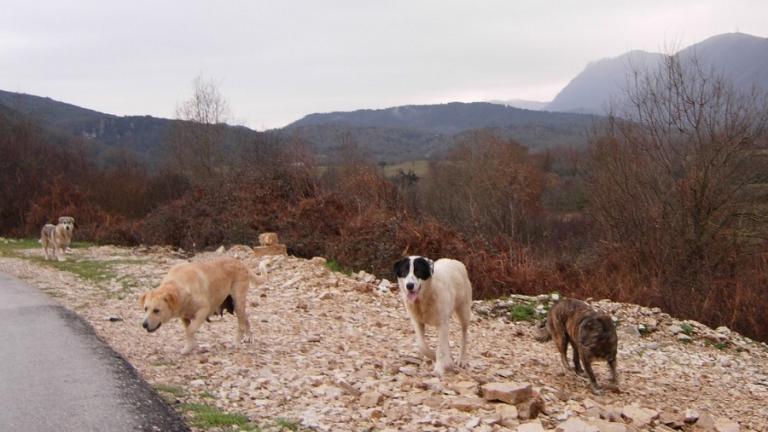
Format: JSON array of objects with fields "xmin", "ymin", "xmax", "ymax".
[
  {"xmin": 168, "ymin": 75, "xmax": 231, "ymax": 180},
  {"xmin": 587, "ymin": 53, "xmax": 768, "ymax": 310},
  {"xmin": 423, "ymin": 131, "xmax": 545, "ymax": 240}
]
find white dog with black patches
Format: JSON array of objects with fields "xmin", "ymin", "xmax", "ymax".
[{"xmin": 394, "ymin": 256, "xmax": 472, "ymax": 376}]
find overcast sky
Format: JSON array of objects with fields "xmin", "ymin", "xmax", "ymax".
[{"xmin": 1, "ymin": 1, "xmax": 766, "ymax": 129}]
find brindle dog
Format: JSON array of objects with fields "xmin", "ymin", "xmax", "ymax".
[{"xmin": 545, "ymin": 298, "xmax": 619, "ymax": 394}]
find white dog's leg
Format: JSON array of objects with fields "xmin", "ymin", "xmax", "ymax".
[
  {"xmin": 457, "ymin": 306, "xmax": 470, "ymax": 368},
  {"xmin": 43, "ymin": 243, "xmax": 50, "ymax": 260},
  {"xmin": 54, "ymin": 243, "xmax": 65, "ymax": 262},
  {"xmin": 181, "ymin": 313, "xmax": 206, "ymax": 354},
  {"xmin": 434, "ymin": 321, "xmax": 454, "ymax": 376},
  {"xmin": 412, "ymin": 318, "xmax": 435, "ymax": 360}
]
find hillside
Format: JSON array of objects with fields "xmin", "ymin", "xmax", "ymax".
[
  {"xmin": 284, "ymin": 103, "xmax": 598, "ymax": 163},
  {"xmin": 0, "ymin": 240, "xmax": 765, "ymax": 431},
  {"xmin": 548, "ymin": 32, "xmax": 768, "ymax": 114},
  {"xmin": 0, "ymin": 90, "xmax": 259, "ymax": 166}
]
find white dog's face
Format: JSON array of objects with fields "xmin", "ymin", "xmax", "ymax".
[
  {"xmin": 58, "ymin": 216, "xmax": 75, "ymax": 232},
  {"xmin": 394, "ymin": 256, "xmax": 434, "ymax": 302}
]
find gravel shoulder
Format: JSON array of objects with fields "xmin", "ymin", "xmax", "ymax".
[{"xmin": 0, "ymin": 241, "xmax": 766, "ymax": 432}]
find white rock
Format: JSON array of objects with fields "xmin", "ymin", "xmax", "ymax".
[
  {"xmin": 518, "ymin": 422, "xmax": 545, "ymax": 432},
  {"xmin": 715, "ymin": 418, "xmax": 740, "ymax": 432}
]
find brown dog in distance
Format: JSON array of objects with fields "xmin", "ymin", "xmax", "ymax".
[{"xmin": 545, "ymin": 297, "xmax": 618, "ymax": 394}]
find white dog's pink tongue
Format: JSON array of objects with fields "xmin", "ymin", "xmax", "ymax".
[{"xmin": 407, "ymin": 291, "xmax": 418, "ymax": 301}]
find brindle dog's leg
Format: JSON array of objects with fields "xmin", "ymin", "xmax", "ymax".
[{"xmin": 580, "ymin": 351, "xmax": 602, "ymax": 395}]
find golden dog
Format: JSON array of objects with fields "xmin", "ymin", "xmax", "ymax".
[{"xmin": 139, "ymin": 256, "xmax": 264, "ymax": 354}]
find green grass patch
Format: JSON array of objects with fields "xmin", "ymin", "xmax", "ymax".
[
  {"xmin": 508, "ymin": 302, "xmax": 537, "ymax": 322},
  {"xmin": 382, "ymin": 160, "xmax": 430, "ymax": 178},
  {"xmin": 325, "ymin": 259, "xmax": 353, "ymax": 275},
  {"xmin": 0, "ymin": 238, "xmax": 40, "ymax": 256},
  {"xmin": 29, "ymin": 256, "xmax": 117, "ymax": 284},
  {"xmin": 180, "ymin": 403, "xmax": 259, "ymax": 430},
  {"xmin": 681, "ymin": 323, "xmax": 695, "ymax": 336},
  {"xmin": 273, "ymin": 418, "xmax": 301, "ymax": 431},
  {"xmin": 154, "ymin": 384, "xmax": 186, "ymax": 398},
  {"xmin": 704, "ymin": 340, "xmax": 728, "ymax": 350}
]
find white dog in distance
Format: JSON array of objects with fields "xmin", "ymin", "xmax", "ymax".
[{"xmin": 40, "ymin": 216, "xmax": 75, "ymax": 261}]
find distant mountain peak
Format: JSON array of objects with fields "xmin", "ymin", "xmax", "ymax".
[{"xmin": 547, "ymin": 32, "xmax": 768, "ymax": 114}]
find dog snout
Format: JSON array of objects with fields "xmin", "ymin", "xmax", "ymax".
[
  {"xmin": 406, "ymin": 282, "xmax": 415, "ymax": 291},
  {"xmin": 142, "ymin": 320, "xmax": 149, "ymax": 330}
]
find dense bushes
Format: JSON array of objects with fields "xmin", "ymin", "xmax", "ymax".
[{"xmin": 3, "ymin": 57, "xmax": 768, "ymax": 343}]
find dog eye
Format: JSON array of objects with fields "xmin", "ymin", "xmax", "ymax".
[
  {"xmin": 152, "ymin": 308, "xmax": 160, "ymax": 314},
  {"xmin": 144, "ymin": 307, "xmax": 148, "ymax": 312}
]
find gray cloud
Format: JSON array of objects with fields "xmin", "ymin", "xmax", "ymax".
[{"xmin": 1, "ymin": 0, "xmax": 766, "ymax": 128}]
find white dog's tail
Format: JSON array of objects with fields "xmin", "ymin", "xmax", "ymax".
[{"xmin": 250, "ymin": 261, "xmax": 269, "ymax": 286}]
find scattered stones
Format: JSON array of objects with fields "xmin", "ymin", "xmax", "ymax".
[
  {"xmin": 677, "ymin": 334, "xmax": 693, "ymax": 342},
  {"xmin": 360, "ymin": 391, "xmax": 383, "ymax": 407},
  {"xmin": 669, "ymin": 324, "xmax": 683, "ymax": 335},
  {"xmin": 590, "ymin": 419, "xmax": 627, "ymax": 432},
  {"xmin": 621, "ymin": 405, "xmax": 659, "ymax": 427},
  {"xmin": 619, "ymin": 324, "xmax": 641, "ymax": 337},
  {"xmin": 1, "ymin": 244, "xmax": 766, "ymax": 432},
  {"xmin": 442, "ymin": 396, "xmax": 476, "ymax": 411},
  {"xmin": 556, "ymin": 417, "xmax": 600, "ymax": 432}
]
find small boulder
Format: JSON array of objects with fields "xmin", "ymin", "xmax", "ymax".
[
  {"xmin": 482, "ymin": 382, "xmax": 533, "ymax": 405},
  {"xmin": 621, "ymin": 405, "xmax": 659, "ymax": 427},
  {"xmin": 516, "ymin": 391, "xmax": 544, "ymax": 420},
  {"xmin": 360, "ymin": 391, "xmax": 383, "ymax": 407},
  {"xmin": 682, "ymin": 409, "xmax": 700, "ymax": 424},
  {"xmin": 714, "ymin": 418, "xmax": 740, "ymax": 432}
]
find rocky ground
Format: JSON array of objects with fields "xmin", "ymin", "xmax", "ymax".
[{"xmin": 0, "ymin": 240, "xmax": 767, "ymax": 432}]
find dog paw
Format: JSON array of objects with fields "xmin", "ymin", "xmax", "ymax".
[
  {"xmin": 433, "ymin": 362, "xmax": 454, "ymax": 376},
  {"xmin": 419, "ymin": 347, "xmax": 436, "ymax": 361},
  {"xmin": 181, "ymin": 345, "xmax": 196, "ymax": 355},
  {"xmin": 590, "ymin": 386, "xmax": 604, "ymax": 396}
]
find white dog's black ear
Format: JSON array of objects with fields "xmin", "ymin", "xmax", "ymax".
[
  {"xmin": 393, "ymin": 258, "xmax": 411, "ymax": 279},
  {"xmin": 412, "ymin": 257, "xmax": 433, "ymax": 280}
]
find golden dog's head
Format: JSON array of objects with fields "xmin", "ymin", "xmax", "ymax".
[{"xmin": 139, "ymin": 284, "xmax": 179, "ymax": 332}]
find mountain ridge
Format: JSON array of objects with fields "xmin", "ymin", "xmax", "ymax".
[{"xmin": 547, "ymin": 32, "xmax": 768, "ymax": 113}]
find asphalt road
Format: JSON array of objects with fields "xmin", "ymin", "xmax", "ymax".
[{"xmin": 0, "ymin": 272, "xmax": 189, "ymax": 432}]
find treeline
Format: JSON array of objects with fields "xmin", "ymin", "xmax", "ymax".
[{"xmin": 2, "ymin": 57, "xmax": 768, "ymax": 342}]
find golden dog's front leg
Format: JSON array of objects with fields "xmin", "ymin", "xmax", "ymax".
[
  {"xmin": 434, "ymin": 322, "xmax": 454, "ymax": 376},
  {"xmin": 181, "ymin": 313, "xmax": 206, "ymax": 355}
]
